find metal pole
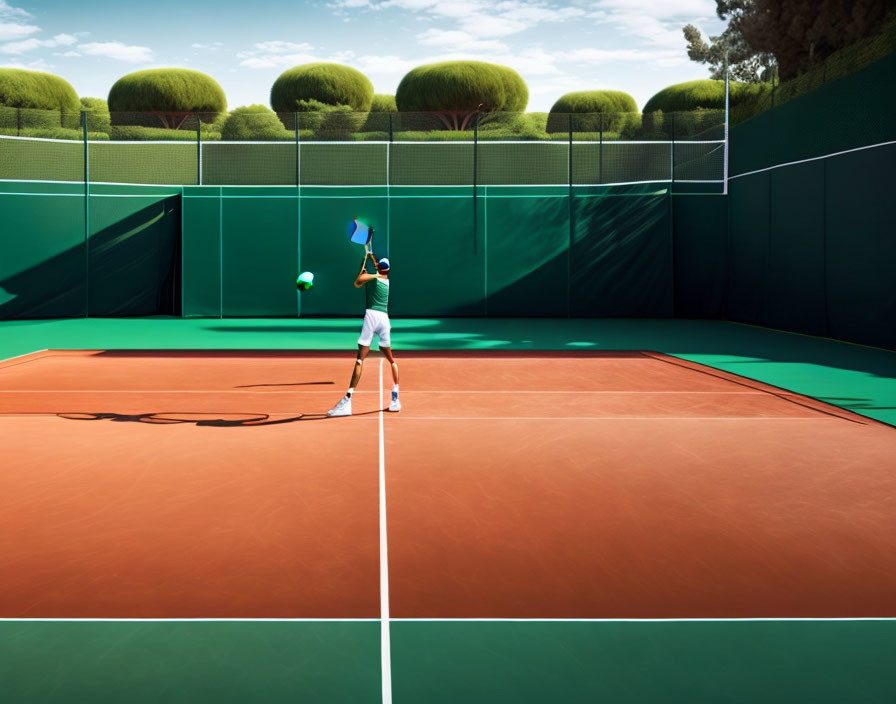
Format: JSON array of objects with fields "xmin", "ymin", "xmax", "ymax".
[
  {"xmin": 196, "ymin": 115, "xmax": 202, "ymax": 185},
  {"xmin": 723, "ymin": 52, "xmax": 730, "ymax": 195},
  {"xmin": 670, "ymin": 112, "xmax": 675, "ymax": 185},
  {"xmin": 300, "ymin": 112, "xmax": 302, "ymax": 318},
  {"xmin": 82, "ymin": 110, "xmax": 89, "ymax": 317},
  {"xmin": 473, "ymin": 112, "xmax": 478, "ymax": 255},
  {"xmin": 387, "ymin": 113, "xmax": 392, "ymax": 257},
  {"xmin": 598, "ymin": 113, "xmax": 603, "ymax": 184},
  {"xmin": 568, "ymin": 114, "xmax": 573, "ymax": 318}
]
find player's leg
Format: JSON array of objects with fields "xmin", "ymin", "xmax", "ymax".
[
  {"xmin": 328, "ymin": 314, "xmax": 374, "ymax": 417},
  {"xmin": 381, "ymin": 346, "xmax": 400, "ymax": 412},
  {"xmin": 378, "ymin": 316, "xmax": 400, "ymax": 412}
]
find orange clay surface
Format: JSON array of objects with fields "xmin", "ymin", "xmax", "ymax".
[{"xmin": 1, "ymin": 350, "xmax": 895, "ymax": 619}]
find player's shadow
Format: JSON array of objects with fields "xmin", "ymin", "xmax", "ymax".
[
  {"xmin": 56, "ymin": 409, "xmax": 381, "ymax": 427},
  {"xmin": 234, "ymin": 381, "xmax": 335, "ymax": 388}
]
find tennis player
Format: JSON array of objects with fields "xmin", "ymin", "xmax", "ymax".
[{"xmin": 327, "ymin": 253, "xmax": 400, "ymax": 417}]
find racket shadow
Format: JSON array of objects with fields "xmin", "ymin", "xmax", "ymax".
[{"xmin": 56, "ymin": 409, "xmax": 383, "ymax": 427}]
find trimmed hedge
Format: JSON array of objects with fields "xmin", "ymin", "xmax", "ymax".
[
  {"xmin": 222, "ymin": 105, "xmax": 291, "ymax": 140},
  {"xmin": 81, "ymin": 97, "xmax": 111, "ymax": 132},
  {"xmin": 547, "ymin": 90, "xmax": 638, "ymax": 133},
  {"xmin": 107, "ymin": 125, "xmax": 222, "ymax": 141},
  {"xmin": 396, "ymin": 61, "xmax": 528, "ymax": 113},
  {"xmin": 108, "ymin": 69, "xmax": 227, "ymax": 126},
  {"xmin": 643, "ymin": 79, "xmax": 762, "ymax": 113},
  {"xmin": 371, "ymin": 94, "xmax": 397, "ymax": 112},
  {"xmin": 271, "ymin": 63, "xmax": 374, "ymax": 114}
]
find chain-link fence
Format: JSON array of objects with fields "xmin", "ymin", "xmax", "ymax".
[{"xmin": 0, "ymin": 108, "xmax": 726, "ymax": 187}]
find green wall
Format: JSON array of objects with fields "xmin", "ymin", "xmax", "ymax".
[
  {"xmin": 0, "ymin": 183, "xmax": 180, "ymax": 319},
  {"xmin": 727, "ymin": 51, "xmax": 896, "ymax": 349},
  {"xmin": 177, "ymin": 184, "xmax": 678, "ymax": 319}
]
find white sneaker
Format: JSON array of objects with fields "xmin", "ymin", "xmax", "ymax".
[
  {"xmin": 327, "ymin": 396, "xmax": 352, "ymax": 417},
  {"xmin": 388, "ymin": 392, "xmax": 401, "ymax": 412}
]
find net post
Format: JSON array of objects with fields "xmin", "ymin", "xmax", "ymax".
[
  {"xmin": 196, "ymin": 115, "xmax": 202, "ymax": 185},
  {"xmin": 598, "ymin": 113, "xmax": 603, "ymax": 184},
  {"xmin": 81, "ymin": 109, "xmax": 89, "ymax": 317}
]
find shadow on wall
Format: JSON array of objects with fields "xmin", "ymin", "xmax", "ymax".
[{"xmin": 0, "ymin": 198, "xmax": 180, "ymax": 318}]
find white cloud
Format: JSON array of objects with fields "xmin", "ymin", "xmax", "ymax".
[
  {"xmin": 252, "ymin": 40, "xmax": 314, "ymax": 54},
  {"xmin": 0, "ymin": 57, "xmax": 53, "ymax": 71},
  {"xmin": 332, "ymin": 0, "xmax": 585, "ymax": 42},
  {"xmin": 591, "ymin": 0, "xmax": 718, "ymax": 49},
  {"xmin": 55, "ymin": 50, "xmax": 81, "ymax": 57},
  {"xmin": 0, "ymin": 33, "xmax": 77, "ymax": 54},
  {"xmin": 416, "ymin": 29, "xmax": 507, "ymax": 52},
  {"xmin": 78, "ymin": 41, "xmax": 154, "ymax": 63},
  {"xmin": 0, "ymin": 0, "xmax": 31, "ymax": 18},
  {"xmin": 0, "ymin": 0, "xmax": 38, "ymax": 42},
  {"xmin": 0, "ymin": 20, "xmax": 38, "ymax": 42}
]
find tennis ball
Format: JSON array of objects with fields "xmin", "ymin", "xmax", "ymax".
[{"xmin": 296, "ymin": 271, "xmax": 314, "ymax": 291}]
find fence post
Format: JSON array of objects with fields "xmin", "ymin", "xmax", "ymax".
[
  {"xmin": 473, "ymin": 112, "xmax": 478, "ymax": 255},
  {"xmin": 294, "ymin": 112, "xmax": 300, "ymax": 186},
  {"xmin": 599, "ymin": 113, "xmax": 603, "ymax": 184},
  {"xmin": 82, "ymin": 110, "xmax": 89, "ymax": 317},
  {"xmin": 16, "ymin": 107, "xmax": 21, "ymax": 136},
  {"xmin": 568, "ymin": 114, "xmax": 574, "ymax": 318},
  {"xmin": 196, "ymin": 116, "xmax": 202, "ymax": 185},
  {"xmin": 670, "ymin": 112, "xmax": 676, "ymax": 185}
]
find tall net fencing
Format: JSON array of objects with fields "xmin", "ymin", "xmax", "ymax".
[{"xmin": 0, "ymin": 108, "xmax": 726, "ymax": 188}]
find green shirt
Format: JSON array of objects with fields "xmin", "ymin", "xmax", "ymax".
[{"xmin": 365, "ymin": 277, "xmax": 389, "ymax": 313}]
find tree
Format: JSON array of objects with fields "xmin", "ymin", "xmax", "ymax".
[
  {"xmin": 396, "ymin": 61, "xmax": 528, "ymax": 130},
  {"xmin": 683, "ymin": 2, "xmax": 775, "ymax": 82},
  {"xmin": 108, "ymin": 69, "xmax": 226, "ymax": 129},
  {"xmin": 685, "ymin": 0, "xmax": 896, "ymax": 82},
  {"xmin": 739, "ymin": 0, "xmax": 896, "ymax": 79}
]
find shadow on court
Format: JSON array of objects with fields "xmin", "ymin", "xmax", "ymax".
[{"xmin": 56, "ymin": 409, "xmax": 380, "ymax": 427}]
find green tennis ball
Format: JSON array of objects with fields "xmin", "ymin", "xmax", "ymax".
[{"xmin": 296, "ymin": 271, "xmax": 314, "ymax": 291}]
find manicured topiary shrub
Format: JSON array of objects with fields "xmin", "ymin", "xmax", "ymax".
[
  {"xmin": 222, "ymin": 104, "xmax": 291, "ymax": 140},
  {"xmin": 642, "ymin": 79, "xmax": 762, "ymax": 113},
  {"xmin": 0, "ymin": 68, "xmax": 80, "ymax": 130},
  {"xmin": 370, "ymin": 94, "xmax": 397, "ymax": 112},
  {"xmin": 547, "ymin": 90, "xmax": 638, "ymax": 133},
  {"xmin": 108, "ymin": 69, "xmax": 227, "ymax": 128},
  {"xmin": 396, "ymin": 61, "xmax": 528, "ymax": 129},
  {"xmin": 271, "ymin": 63, "xmax": 373, "ymax": 132},
  {"xmin": 0, "ymin": 68, "xmax": 80, "ymax": 111}
]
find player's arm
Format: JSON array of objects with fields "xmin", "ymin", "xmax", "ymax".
[{"xmin": 354, "ymin": 255, "xmax": 377, "ymax": 288}]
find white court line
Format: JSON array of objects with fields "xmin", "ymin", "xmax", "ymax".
[
  {"xmin": 379, "ymin": 358, "xmax": 393, "ymax": 704},
  {"xmin": 384, "ymin": 416, "xmax": 839, "ymax": 421},
  {"xmin": 0, "ymin": 349, "xmax": 48, "ymax": 364},
  {"xmin": 0, "ymin": 617, "xmax": 891, "ymax": 622},
  {"xmin": 0, "ymin": 390, "xmax": 769, "ymax": 394}
]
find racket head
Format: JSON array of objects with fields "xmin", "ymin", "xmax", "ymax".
[{"xmin": 349, "ymin": 218, "xmax": 370, "ymax": 245}]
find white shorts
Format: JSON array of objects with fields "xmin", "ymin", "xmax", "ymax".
[{"xmin": 358, "ymin": 309, "xmax": 391, "ymax": 347}]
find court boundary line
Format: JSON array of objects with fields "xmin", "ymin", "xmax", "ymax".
[
  {"xmin": 378, "ymin": 358, "xmax": 393, "ymax": 704},
  {"xmin": 643, "ymin": 352, "xmax": 870, "ymax": 426},
  {"xmin": 0, "ymin": 617, "xmax": 893, "ymax": 622}
]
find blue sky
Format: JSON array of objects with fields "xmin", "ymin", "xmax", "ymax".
[{"xmin": 1, "ymin": 0, "xmax": 726, "ymax": 111}]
